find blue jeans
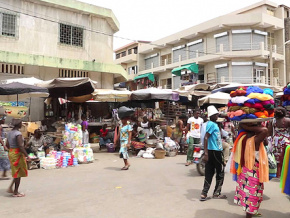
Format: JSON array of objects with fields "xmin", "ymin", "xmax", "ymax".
[{"xmin": 100, "ymin": 138, "xmax": 111, "ymax": 146}]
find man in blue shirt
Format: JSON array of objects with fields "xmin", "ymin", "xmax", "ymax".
[{"xmin": 200, "ymin": 106, "xmax": 227, "ymax": 201}]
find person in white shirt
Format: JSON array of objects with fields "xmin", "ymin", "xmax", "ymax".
[{"xmin": 186, "ymin": 109, "xmax": 203, "ymax": 166}]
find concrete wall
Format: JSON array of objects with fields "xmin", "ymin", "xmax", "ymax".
[{"xmin": 0, "ymin": 0, "xmax": 114, "ymax": 63}]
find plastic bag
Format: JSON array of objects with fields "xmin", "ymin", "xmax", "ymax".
[
  {"xmin": 225, "ymin": 152, "xmax": 233, "ymax": 173},
  {"xmin": 143, "ymin": 153, "xmax": 154, "ymax": 159},
  {"xmin": 137, "ymin": 150, "xmax": 145, "ymax": 158}
]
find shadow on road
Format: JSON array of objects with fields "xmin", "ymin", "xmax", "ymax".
[
  {"xmin": 104, "ymin": 167, "xmax": 121, "ymax": 171},
  {"xmin": 185, "ymin": 189, "xmax": 203, "ymax": 201},
  {"xmin": 195, "ymin": 209, "xmax": 243, "ymax": 218}
]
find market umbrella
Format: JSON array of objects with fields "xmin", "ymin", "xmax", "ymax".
[
  {"xmin": 131, "ymin": 88, "xmax": 179, "ymax": 101},
  {"xmin": 198, "ymin": 92, "xmax": 231, "ymax": 106},
  {"xmin": 37, "ymin": 77, "xmax": 98, "ymax": 98},
  {"xmin": 93, "ymin": 89, "xmax": 131, "ymax": 102},
  {"xmin": 0, "ymin": 82, "xmax": 49, "ymax": 102}
]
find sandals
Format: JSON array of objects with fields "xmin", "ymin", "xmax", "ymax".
[
  {"xmin": 12, "ymin": 193, "xmax": 25, "ymax": 197},
  {"xmin": 200, "ymin": 195, "xmax": 208, "ymax": 201},
  {"xmin": 185, "ymin": 162, "xmax": 191, "ymax": 166},
  {"xmin": 212, "ymin": 194, "xmax": 227, "ymax": 199},
  {"xmin": 253, "ymin": 212, "xmax": 262, "ymax": 217},
  {"xmin": 121, "ymin": 166, "xmax": 129, "ymax": 170}
]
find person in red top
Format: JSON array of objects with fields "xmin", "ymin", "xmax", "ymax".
[{"xmin": 99, "ymin": 124, "xmax": 111, "ymax": 149}]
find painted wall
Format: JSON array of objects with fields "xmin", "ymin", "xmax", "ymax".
[{"xmin": 0, "ymin": 0, "xmax": 114, "ymax": 63}]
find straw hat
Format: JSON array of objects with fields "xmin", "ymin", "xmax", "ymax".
[{"xmin": 207, "ymin": 106, "xmax": 219, "ymax": 118}]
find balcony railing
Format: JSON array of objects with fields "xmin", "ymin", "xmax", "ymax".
[{"xmin": 140, "ymin": 42, "xmax": 283, "ymax": 71}]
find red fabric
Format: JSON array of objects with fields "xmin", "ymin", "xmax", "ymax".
[
  {"xmin": 100, "ymin": 129, "xmax": 109, "ymax": 137},
  {"xmin": 228, "ymin": 102, "xmax": 238, "ymax": 107},
  {"xmin": 244, "ymin": 102, "xmax": 264, "ymax": 111}
]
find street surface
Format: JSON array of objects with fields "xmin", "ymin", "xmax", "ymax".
[{"xmin": 0, "ymin": 151, "xmax": 289, "ymax": 218}]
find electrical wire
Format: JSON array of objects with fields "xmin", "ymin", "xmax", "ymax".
[{"xmin": 0, "ymin": 4, "xmax": 222, "ymax": 56}]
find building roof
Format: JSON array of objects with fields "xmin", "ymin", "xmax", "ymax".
[
  {"xmin": 228, "ymin": 0, "xmax": 278, "ymax": 15},
  {"xmin": 31, "ymin": 0, "xmax": 120, "ymax": 32},
  {"xmin": 114, "ymin": 41, "xmax": 151, "ymax": 53}
]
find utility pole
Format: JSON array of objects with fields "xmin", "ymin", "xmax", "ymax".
[{"xmin": 269, "ymin": 45, "xmax": 273, "ymax": 86}]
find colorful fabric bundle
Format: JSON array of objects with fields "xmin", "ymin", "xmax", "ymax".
[
  {"xmin": 280, "ymin": 145, "xmax": 290, "ymax": 195},
  {"xmin": 281, "ymin": 84, "xmax": 290, "ymax": 106},
  {"xmin": 228, "ymin": 86, "xmax": 274, "ymax": 121}
]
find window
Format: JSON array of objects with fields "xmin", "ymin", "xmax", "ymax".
[
  {"xmin": 121, "ymin": 51, "xmax": 126, "ymax": 57},
  {"xmin": 59, "ymin": 23, "xmax": 83, "ymax": 47},
  {"xmin": 59, "ymin": 69, "xmax": 88, "ymax": 78},
  {"xmin": 267, "ymin": 8, "xmax": 275, "ymax": 16},
  {"xmin": 128, "ymin": 66, "xmax": 138, "ymax": 75},
  {"xmin": 116, "ymin": 53, "xmax": 120, "ymax": 59},
  {"xmin": 0, "ymin": 12, "xmax": 17, "ymax": 37}
]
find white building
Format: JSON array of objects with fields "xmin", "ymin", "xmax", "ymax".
[
  {"xmin": 116, "ymin": 0, "xmax": 288, "ymax": 90},
  {"xmin": 0, "ymin": 0, "xmax": 127, "ymax": 120}
]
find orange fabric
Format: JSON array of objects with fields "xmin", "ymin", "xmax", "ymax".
[
  {"xmin": 254, "ymin": 111, "xmax": 269, "ymax": 118},
  {"xmin": 244, "ymin": 137, "xmax": 256, "ymax": 170},
  {"xmin": 244, "ymin": 136, "xmax": 269, "ymax": 183},
  {"xmin": 230, "ymin": 132, "xmax": 247, "ymax": 174},
  {"xmin": 259, "ymin": 142, "xmax": 269, "ymax": 183}
]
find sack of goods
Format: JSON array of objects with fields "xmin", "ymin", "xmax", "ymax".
[{"xmin": 227, "ymin": 86, "xmax": 274, "ymax": 121}]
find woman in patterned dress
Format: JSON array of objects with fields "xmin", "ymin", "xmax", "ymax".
[
  {"xmin": 115, "ymin": 116, "xmax": 132, "ymax": 170},
  {"xmin": 269, "ymin": 107, "xmax": 290, "ymax": 178},
  {"xmin": 234, "ymin": 122, "xmax": 269, "ymax": 218}
]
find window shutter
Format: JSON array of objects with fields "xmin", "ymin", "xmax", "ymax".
[
  {"xmin": 216, "ymin": 36, "xmax": 229, "ymax": 52},
  {"xmin": 232, "ymin": 33, "xmax": 251, "ymax": 50},
  {"xmin": 189, "ymin": 42, "xmax": 204, "ymax": 58},
  {"xmin": 232, "ymin": 66, "xmax": 252, "ymax": 83},
  {"xmin": 252, "ymin": 34, "xmax": 265, "ymax": 50},
  {"xmin": 217, "ymin": 67, "xmax": 229, "ymax": 83}
]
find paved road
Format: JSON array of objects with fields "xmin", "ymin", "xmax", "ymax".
[{"xmin": 0, "ymin": 152, "xmax": 289, "ymax": 218}]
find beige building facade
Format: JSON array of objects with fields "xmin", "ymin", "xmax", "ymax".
[
  {"xmin": 0, "ymin": 0, "xmax": 127, "ymax": 120},
  {"xmin": 116, "ymin": 0, "xmax": 288, "ymax": 90}
]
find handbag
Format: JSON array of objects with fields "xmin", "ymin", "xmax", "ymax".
[{"xmin": 266, "ymin": 146, "xmax": 277, "ymax": 174}]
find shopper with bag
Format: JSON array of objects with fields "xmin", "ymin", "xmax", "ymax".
[
  {"xmin": 200, "ymin": 106, "xmax": 226, "ymax": 201},
  {"xmin": 186, "ymin": 109, "xmax": 203, "ymax": 166}
]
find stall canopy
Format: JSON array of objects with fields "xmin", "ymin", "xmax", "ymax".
[
  {"xmin": 5, "ymin": 77, "xmax": 43, "ymax": 85},
  {"xmin": 198, "ymin": 92, "xmax": 230, "ymax": 106},
  {"xmin": 134, "ymin": 73, "xmax": 155, "ymax": 82},
  {"xmin": 212, "ymin": 83, "xmax": 281, "ymax": 94},
  {"xmin": 0, "ymin": 82, "xmax": 49, "ymax": 102},
  {"xmin": 172, "ymin": 63, "xmax": 198, "ymax": 76},
  {"xmin": 37, "ymin": 78, "xmax": 98, "ymax": 98},
  {"xmin": 131, "ymin": 88, "xmax": 179, "ymax": 101},
  {"xmin": 93, "ymin": 89, "xmax": 131, "ymax": 102}
]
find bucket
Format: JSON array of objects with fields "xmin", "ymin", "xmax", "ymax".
[{"xmin": 155, "ymin": 150, "xmax": 166, "ymax": 159}]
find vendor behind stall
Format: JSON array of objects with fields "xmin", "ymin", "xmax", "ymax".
[
  {"xmin": 99, "ymin": 124, "xmax": 111, "ymax": 147},
  {"xmin": 26, "ymin": 129, "xmax": 51, "ymax": 155},
  {"xmin": 140, "ymin": 116, "xmax": 151, "ymax": 138}
]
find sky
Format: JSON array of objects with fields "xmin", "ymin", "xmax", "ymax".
[{"xmin": 79, "ymin": 0, "xmax": 290, "ymax": 50}]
